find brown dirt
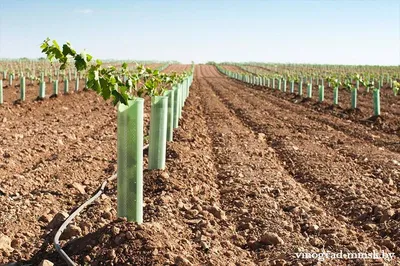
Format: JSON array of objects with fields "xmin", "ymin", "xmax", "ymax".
[
  {"xmin": 1, "ymin": 65, "xmax": 399, "ymax": 266},
  {"xmin": 162, "ymin": 64, "xmax": 191, "ymax": 74}
]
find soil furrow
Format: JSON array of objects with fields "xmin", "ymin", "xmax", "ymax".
[
  {"xmin": 203, "ymin": 66, "xmax": 400, "ymax": 258},
  {"xmin": 197, "ymin": 66, "xmax": 393, "ymax": 265}
]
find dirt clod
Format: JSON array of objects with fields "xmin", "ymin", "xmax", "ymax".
[{"xmin": 260, "ymin": 232, "xmax": 284, "ymax": 245}]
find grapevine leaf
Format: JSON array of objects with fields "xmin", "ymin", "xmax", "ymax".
[
  {"xmin": 62, "ymin": 43, "xmax": 76, "ymax": 57},
  {"xmin": 112, "ymin": 90, "xmax": 128, "ymax": 106}
]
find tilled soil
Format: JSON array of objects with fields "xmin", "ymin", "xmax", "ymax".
[{"xmin": 1, "ymin": 65, "xmax": 399, "ymax": 265}]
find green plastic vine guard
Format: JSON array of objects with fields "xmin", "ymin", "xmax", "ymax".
[
  {"xmin": 185, "ymin": 78, "xmax": 189, "ymax": 100},
  {"xmin": 179, "ymin": 82, "xmax": 184, "ymax": 108},
  {"xmin": 181, "ymin": 82, "xmax": 185, "ymax": 106},
  {"xmin": 373, "ymin": 89, "xmax": 380, "ymax": 116},
  {"xmin": 319, "ymin": 85, "xmax": 324, "ymax": 102},
  {"xmin": 53, "ymin": 80, "xmax": 58, "ymax": 95},
  {"xmin": 299, "ymin": 81, "xmax": 303, "ymax": 96},
  {"xmin": 172, "ymin": 86, "xmax": 179, "ymax": 129},
  {"xmin": 39, "ymin": 81, "xmax": 46, "ymax": 99},
  {"xmin": 2, "ymin": 71, "xmax": 6, "ymax": 80},
  {"xmin": 333, "ymin": 87, "xmax": 339, "ymax": 105},
  {"xmin": 64, "ymin": 79, "xmax": 69, "ymax": 94},
  {"xmin": 40, "ymin": 72, "xmax": 44, "ymax": 82},
  {"xmin": 185, "ymin": 78, "xmax": 189, "ymax": 99},
  {"xmin": 307, "ymin": 83, "xmax": 312, "ymax": 98},
  {"xmin": 310, "ymin": 77, "xmax": 313, "ymax": 85},
  {"xmin": 351, "ymin": 89, "xmax": 357, "ymax": 109},
  {"xmin": 278, "ymin": 79, "xmax": 281, "ymax": 91},
  {"xmin": 0, "ymin": 80, "xmax": 3, "ymax": 104},
  {"xmin": 178, "ymin": 85, "xmax": 183, "ymax": 119},
  {"xmin": 9, "ymin": 74, "xmax": 13, "ymax": 86},
  {"xmin": 117, "ymin": 98, "xmax": 144, "ymax": 223},
  {"xmin": 283, "ymin": 80, "xmax": 287, "ymax": 92},
  {"xmin": 148, "ymin": 95, "xmax": 168, "ymax": 170},
  {"xmin": 165, "ymin": 90, "xmax": 174, "ymax": 141},
  {"xmin": 290, "ymin": 81, "xmax": 294, "ymax": 93},
  {"xmin": 272, "ymin": 78, "xmax": 275, "ymax": 89},
  {"xmin": 20, "ymin": 77, "xmax": 26, "ymax": 101},
  {"xmin": 75, "ymin": 79, "xmax": 79, "ymax": 92},
  {"xmin": 356, "ymin": 80, "xmax": 359, "ymax": 90}
]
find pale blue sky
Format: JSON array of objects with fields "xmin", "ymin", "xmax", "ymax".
[{"xmin": 0, "ymin": 0, "xmax": 399, "ymax": 65}]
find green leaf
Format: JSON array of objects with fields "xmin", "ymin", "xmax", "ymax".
[
  {"xmin": 109, "ymin": 75, "xmax": 117, "ymax": 85},
  {"xmin": 62, "ymin": 43, "xmax": 76, "ymax": 57},
  {"xmin": 112, "ymin": 90, "xmax": 128, "ymax": 106},
  {"xmin": 52, "ymin": 40, "xmax": 60, "ymax": 50},
  {"xmin": 99, "ymin": 78, "xmax": 111, "ymax": 99}
]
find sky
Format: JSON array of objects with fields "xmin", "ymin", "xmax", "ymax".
[{"xmin": 0, "ymin": 0, "xmax": 399, "ymax": 65}]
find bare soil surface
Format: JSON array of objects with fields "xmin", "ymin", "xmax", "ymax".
[{"xmin": 1, "ymin": 65, "xmax": 399, "ymax": 266}]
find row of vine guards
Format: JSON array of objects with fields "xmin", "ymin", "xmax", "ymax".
[
  {"xmin": 39, "ymin": 38, "xmax": 194, "ymax": 224},
  {"xmin": 217, "ymin": 66, "xmax": 385, "ymax": 117},
  {"xmin": 0, "ymin": 63, "xmax": 171, "ymax": 104},
  {"xmin": 117, "ymin": 72, "xmax": 193, "ymax": 223}
]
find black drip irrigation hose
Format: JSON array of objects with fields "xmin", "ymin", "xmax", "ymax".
[{"xmin": 54, "ymin": 144, "xmax": 149, "ymax": 266}]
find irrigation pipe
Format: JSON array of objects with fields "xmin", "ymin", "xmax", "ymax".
[{"xmin": 54, "ymin": 144, "xmax": 149, "ymax": 266}]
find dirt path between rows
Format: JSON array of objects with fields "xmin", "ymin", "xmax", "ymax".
[{"xmin": 203, "ymin": 65, "xmax": 400, "ymax": 265}]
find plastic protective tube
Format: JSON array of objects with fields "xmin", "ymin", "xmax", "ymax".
[
  {"xmin": 299, "ymin": 81, "xmax": 303, "ymax": 96},
  {"xmin": 173, "ymin": 86, "xmax": 179, "ymax": 129},
  {"xmin": 75, "ymin": 79, "xmax": 79, "ymax": 92},
  {"xmin": 333, "ymin": 87, "xmax": 339, "ymax": 105},
  {"xmin": 148, "ymin": 96, "xmax": 168, "ymax": 170},
  {"xmin": 117, "ymin": 98, "xmax": 144, "ymax": 222},
  {"xmin": 373, "ymin": 89, "xmax": 380, "ymax": 116},
  {"xmin": 53, "ymin": 80, "xmax": 59, "ymax": 96},
  {"xmin": 351, "ymin": 89, "xmax": 357, "ymax": 109},
  {"xmin": 39, "ymin": 81, "xmax": 46, "ymax": 99},
  {"xmin": 64, "ymin": 79, "xmax": 69, "ymax": 94},
  {"xmin": 319, "ymin": 85, "xmax": 324, "ymax": 102},
  {"xmin": 165, "ymin": 90, "xmax": 174, "ymax": 141},
  {"xmin": 307, "ymin": 83, "xmax": 312, "ymax": 98},
  {"xmin": 20, "ymin": 77, "xmax": 26, "ymax": 101}
]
